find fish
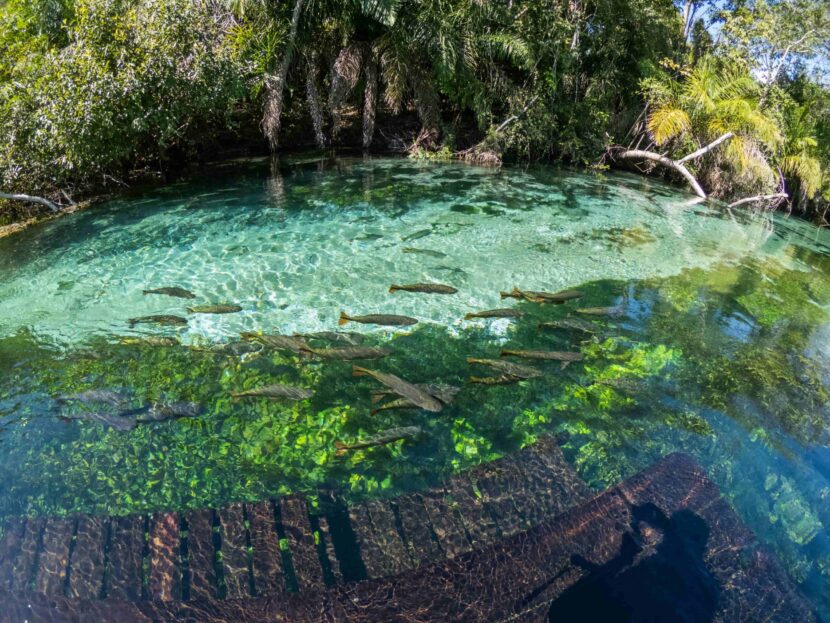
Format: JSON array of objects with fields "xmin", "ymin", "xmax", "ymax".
[
  {"xmin": 137, "ymin": 401, "xmax": 203, "ymax": 422},
  {"xmin": 500, "ymin": 287, "xmax": 584, "ymax": 304},
  {"xmin": 468, "ymin": 375, "xmax": 522, "ymax": 385},
  {"xmin": 231, "ymin": 384, "xmax": 314, "ymax": 401},
  {"xmin": 500, "ymin": 349, "xmax": 584, "ymax": 362},
  {"xmin": 371, "ymin": 383, "xmax": 460, "ymax": 405},
  {"xmin": 389, "ymin": 283, "xmax": 458, "ymax": 295},
  {"xmin": 466, "ymin": 358, "xmax": 542, "ymax": 379},
  {"xmin": 464, "ymin": 308, "xmax": 523, "ymax": 320},
  {"xmin": 59, "ymin": 411, "xmax": 137, "ymax": 431},
  {"xmin": 212, "ymin": 341, "xmax": 263, "ymax": 356},
  {"xmin": 575, "ymin": 306, "xmax": 625, "ymax": 317},
  {"xmin": 187, "ymin": 304, "xmax": 242, "ymax": 314},
  {"xmin": 303, "ymin": 346, "xmax": 391, "ymax": 360},
  {"xmin": 119, "ymin": 336, "xmax": 180, "ymax": 347},
  {"xmin": 241, "ymin": 332, "xmax": 309, "ymax": 353},
  {"xmin": 142, "ymin": 287, "xmax": 196, "ymax": 299},
  {"xmin": 402, "ymin": 229, "xmax": 432, "ymax": 242},
  {"xmin": 370, "ymin": 397, "xmax": 419, "ymax": 415},
  {"xmin": 335, "ymin": 426, "xmax": 423, "ymax": 456},
  {"xmin": 538, "ymin": 318, "xmax": 597, "ymax": 334},
  {"xmin": 339, "ymin": 312, "xmax": 418, "ymax": 327},
  {"xmin": 56, "ymin": 389, "xmax": 133, "ymax": 408},
  {"xmin": 297, "ymin": 331, "xmax": 365, "ymax": 346},
  {"xmin": 352, "ymin": 366, "xmax": 443, "ymax": 412},
  {"xmin": 403, "ymin": 247, "xmax": 447, "ymax": 258},
  {"xmin": 128, "ymin": 315, "xmax": 188, "ymax": 327}
]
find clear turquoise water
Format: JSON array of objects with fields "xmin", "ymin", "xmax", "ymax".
[{"xmin": 0, "ymin": 156, "xmax": 829, "ymax": 615}]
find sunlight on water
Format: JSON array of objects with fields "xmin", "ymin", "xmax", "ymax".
[
  {"xmin": 0, "ymin": 158, "xmax": 800, "ymax": 344},
  {"xmin": 0, "ymin": 156, "xmax": 829, "ymax": 617}
]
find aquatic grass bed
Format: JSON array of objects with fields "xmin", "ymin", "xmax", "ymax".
[{"xmin": 0, "ymin": 157, "xmax": 829, "ymax": 616}]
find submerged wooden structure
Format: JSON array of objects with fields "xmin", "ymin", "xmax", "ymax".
[{"xmin": 0, "ymin": 437, "xmax": 818, "ymax": 622}]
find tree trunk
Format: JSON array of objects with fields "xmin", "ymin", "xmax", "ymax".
[
  {"xmin": 329, "ymin": 44, "xmax": 364, "ymax": 141},
  {"xmin": 262, "ymin": 0, "xmax": 305, "ymax": 150},
  {"xmin": 0, "ymin": 191, "xmax": 59, "ymax": 212},
  {"xmin": 728, "ymin": 193, "xmax": 788, "ymax": 209},
  {"xmin": 614, "ymin": 132, "xmax": 735, "ymax": 199},
  {"xmin": 305, "ymin": 50, "xmax": 326, "ymax": 149},
  {"xmin": 362, "ymin": 50, "xmax": 379, "ymax": 150}
]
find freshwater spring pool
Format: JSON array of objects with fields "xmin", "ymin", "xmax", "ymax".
[{"xmin": 0, "ymin": 156, "xmax": 829, "ymax": 615}]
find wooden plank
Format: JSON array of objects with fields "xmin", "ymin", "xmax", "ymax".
[
  {"xmin": 316, "ymin": 516, "xmax": 343, "ymax": 584},
  {"xmin": 280, "ymin": 496, "xmax": 324, "ymax": 590},
  {"xmin": 107, "ymin": 515, "xmax": 145, "ymax": 601},
  {"xmin": 443, "ymin": 475, "xmax": 499, "ymax": 547},
  {"xmin": 247, "ymin": 501, "xmax": 284, "ymax": 596},
  {"xmin": 10, "ymin": 516, "xmax": 44, "ymax": 592},
  {"xmin": 419, "ymin": 489, "xmax": 471, "ymax": 558},
  {"xmin": 363, "ymin": 500, "xmax": 412, "ymax": 576},
  {"xmin": 184, "ymin": 509, "xmax": 217, "ymax": 601},
  {"xmin": 148, "ymin": 512, "xmax": 181, "ymax": 601},
  {"xmin": 217, "ymin": 503, "xmax": 249, "ymax": 599},
  {"xmin": 393, "ymin": 494, "xmax": 444, "ymax": 565},
  {"xmin": 472, "ymin": 457, "xmax": 531, "ymax": 537},
  {"xmin": 67, "ymin": 515, "xmax": 106, "ymax": 600},
  {"xmin": 346, "ymin": 504, "xmax": 389, "ymax": 578},
  {"xmin": 0, "ymin": 517, "xmax": 26, "ymax": 590},
  {"xmin": 35, "ymin": 517, "xmax": 75, "ymax": 596}
]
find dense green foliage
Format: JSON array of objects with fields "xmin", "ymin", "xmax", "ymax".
[{"xmin": 0, "ymin": 0, "xmax": 828, "ymax": 219}]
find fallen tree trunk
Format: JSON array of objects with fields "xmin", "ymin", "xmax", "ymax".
[
  {"xmin": 728, "ymin": 193, "xmax": 789, "ymax": 209},
  {"xmin": 613, "ymin": 132, "xmax": 735, "ymax": 199},
  {"xmin": 0, "ymin": 191, "xmax": 59, "ymax": 212}
]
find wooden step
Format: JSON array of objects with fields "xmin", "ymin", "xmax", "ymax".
[{"xmin": 68, "ymin": 515, "xmax": 107, "ymax": 599}]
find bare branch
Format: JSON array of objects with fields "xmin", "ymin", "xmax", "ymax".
[
  {"xmin": 615, "ymin": 149, "xmax": 707, "ymax": 198},
  {"xmin": 728, "ymin": 193, "xmax": 789, "ymax": 209},
  {"xmin": 676, "ymin": 132, "xmax": 734, "ymax": 164},
  {"xmin": 0, "ymin": 191, "xmax": 59, "ymax": 212}
]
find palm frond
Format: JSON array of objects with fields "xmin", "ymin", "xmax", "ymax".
[{"xmin": 647, "ymin": 106, "xmax": 691, "ymax": 145}]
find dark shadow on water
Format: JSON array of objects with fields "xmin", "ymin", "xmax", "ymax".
[{"xmin": 547, "ymin": 503, "xmax": 720, "ymax": 623}]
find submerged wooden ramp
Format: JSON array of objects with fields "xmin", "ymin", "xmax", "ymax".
[{"xmin": 0, "ymin": 439, "xmax": 819, "ymax": 622}]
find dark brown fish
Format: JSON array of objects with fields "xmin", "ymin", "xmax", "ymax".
[
  {"xmin": 464, "ymin": 308, "xmax": 523, "ymax": 320},
  {"xmin": 241, "ymin": 332, "xmax": 309, "ymax": 353},
  {"xmin": 118, "ymin": 336, "xmax": 181, "ymax": 347},
  {"xmin": 335, "ymin": 426, "xmax": 423, "ymax": 456},
  {"xmin": 142, "ymin": 287, "xmax": 196, "ymax": 299},
  {"xmin": 466, "ymin": 357, "xmax": 542, "ymax": 379},
  {"xmin": 370, "ymin": 397, "xmax": 419, "ymax": 415},
  {"xmin": 371, "ymin": 383, "xmax": 460, "ymax": 405},
  {"xmin": 500, "ymin": 287, "xmax": 584, "ymax": 304},
  {"xmin": 303, "ymin": 346, "xmax": 391, "ymax": 360},
  {"xmin": 500, "ymin": 349, "xmax": 584, "ymax": 362},
  {"xmin": 231, "ymin": 384, "xmax": 314, "ymax": 401},
  {"xmin": 56, "ymin": 389, "xmax": 132, "ymax": 408},
  {"xmin": 59, "ymin": 411, "xmax": 137, "ymax": 431},
  {"xmin": 538, "ymin": 318, "xmax": 597, "ymax": 334},
  {"xmin": 352, "ymin": 366, "xmax": 443, "ymax": 412},
  {"xmin": 128, "ymin": 315, "xmax": 188, "ymax": 327},
  {"xmin": 575, "ymin": 306, "xmax": 625, "ymax": 317},
  {"xmin": 468, "ymin": 375, "xmax": 522, "ymax": 385},
  {"xmin": 389, "ymin": 283, "xmax": 458, "ymax": 295},
  {"xmin": 137, "ymin": 401, "xmax": 203, "ymax": 422},
  {"xmin": 187, "ymin": 304, "xmax": 242, "ymax": 314},
  {"xmin": 297, "ymin": 331, "xmax": 365, "ymax": 346},
  {"xmin": 339, "ymin": 312, "xmax": 418, "ymax": 327}
]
